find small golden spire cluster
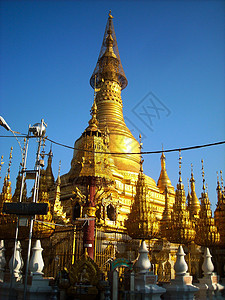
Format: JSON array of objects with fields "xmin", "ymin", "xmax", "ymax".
[
  {"xmin": 1, "ymin": 147, "xmax": 13, "ymax": 204},
  {"xmin": 214, "ymin": 170, "xmax": 225, "ymax": 246},
  {"xmin": 53, "ymin": 161, "xmax": 69, "ymax": 224},
  {"xmin": 195, "ymin": 160, "xmax": 220, "ymax": 247},
  {"xmin": 160, "ymin": 186, "xmax": 172, "ymax": 238},
  {"xmin": 125, "ymin": 136, "xmax": 159, "ymax": 240},
  {"xmin": 161, "ymin": 151, "xmax": 195, "ymax": 244}
]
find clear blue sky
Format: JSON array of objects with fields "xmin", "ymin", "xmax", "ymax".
[{"xmin": 0, "ymin": 1, "xmax": 224, "ymax": 212}]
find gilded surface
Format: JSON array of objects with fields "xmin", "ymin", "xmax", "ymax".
[
  {"xmin": 214, "ymin": 173, "xmax": 225, "ymax": 246},
  {"xmin": 195, "ymin": 161, "xmax": 220, "ymax": 247},
  {"xmin": 69, "ymin": 250, "xmax": 101, "ymax": 286},
  {"xmin": 125, "ymin": 159, "xmax": 159, "ymax": 240}
]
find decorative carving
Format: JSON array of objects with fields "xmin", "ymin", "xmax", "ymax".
[{"xmin": 69, "ymin": 250, "xmax": 101, "ymax": 287}]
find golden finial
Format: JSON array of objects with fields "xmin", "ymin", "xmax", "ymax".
[
  {"xmin": 87, "ymin": 99, "xmax": 98, "ymax": 130},
  {"xmin": 139, "ymin": 134, "xmax": 144, "ymax": 172},
  {"xmin": 108, "ymin": 10, "xmax": 113, "ymax": 19},
  {"xmin": 201, "ymin": 159, "xmax": 206, "ymax": 192},
  {"xmin": 220, "ymin": 170, "xmax": 224, "ymax": 191},
  {"xmin": 139, "ymin": 134, "xmax": 143, "ymax": 152},
  {"xmin": 190, "ymin": 163, "xmax": 195, "ymax": 183},
  {"xmin": 56, "ymin": 160, "xmax": 61, "ymax": 186},
  {"xmin": 178, "ymin": 150, "xmax": 182, "ymax": 183},
  {"xmin": 49, "ymin": 143, "xmax": 53, "ymax": 155},
  {"xmin": 7, "ymin": 147, "xmax": 13, "ymax": 179},
  {"xmin": 58, "ymin": 160, "xmax": 61, "ymax": 178},
  {"xmin": 161, "ymin": 144, "xmax": 165, "ymax": 160},
  {"xmin": 216, "ymin": 171, "xmax": 221, "ymax": 191},
  {"xmin": 0, "ymin": 155, "xmax": 4, "ymax": 179},
  {"xmin": 187, "ymin": 178, "xmax": 190, "ymax": 194}
]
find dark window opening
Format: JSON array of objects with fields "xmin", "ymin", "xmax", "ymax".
[
  {"xmin": 107, "ymin": 204, "xmax": 116, "ymax": 221},
  {"xmin": 73, "ymin": 203, "xmax": 81, "ymax": 220}
]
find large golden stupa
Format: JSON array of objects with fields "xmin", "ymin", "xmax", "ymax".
[
  {"xmin": 57, "ymin": 11, "xmax": 175, "ymax": 233},
  {"xmin": 42, "ymin": 11, "xmax": 176, "ymax": 272},
  {"xmin": 1, "ymin": 11, "xmax": 224, "ymax": 281}
]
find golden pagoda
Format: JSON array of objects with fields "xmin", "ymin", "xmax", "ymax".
[
  {"xmin": 157, "ymin": 150, "xmax": 174, "ymax": 194},
  {"xmin": 165, "ymin": 151, "xmax": 195, "ymax": 244},
  {"xmin": 40, "ymin": 11, "xmax": 175, "ymax": 275},
  {"xmin": 1, "ymin": 11, "xmax": 225, "ymax": 283},
  {"xmin": 125, "ymin": 136, "xmax": 159, "ymax": 240},
  {"xmin": 187, "ymin": 165, "xmax": 200, "ymax": 222},
  {"xmin": 195, "ymin": 160, "xmax": 220, "ymax": 247},
  {"xmin": 160, "ymin": 186, "xmax": 172, "ymax": 239},
  {"xmin": 0, "ymin": 147, "xmax": 17, "ymax": 239},
  {"xmin": 214, "ymin": 171, "xmax": 225, "ymax": 247},
  {"xmin": 54, "ymin": 11, "xmax": 171, "ymax": 231}
]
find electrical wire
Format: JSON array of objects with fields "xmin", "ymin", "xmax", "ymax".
[
  {"xmin": 1, "ymin": 134, "xmax": 224, "ymax": 155},
  {"xmin": 46, "ymin": 137, "xmax": 225, "ymax": 155}
]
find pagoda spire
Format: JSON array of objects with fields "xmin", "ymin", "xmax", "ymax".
[
  {"xmin": 188, "ymin": 164, "xmax": 200, "ymax": 219},
  {"xmin": 166, "ymin": 151, "xmax": 195, "ymax": 244},
  {"xmin": 195, "ymin": 160, "xmax": 220, "ymax": 247},
  {"xmin": 157, "ymin": 145, "xmax": 173, "ymax": 193},
  {"xmin": 90, "ymin": 10, "xmax": 127, "ymax": 90},
  {"xmin": 160, "ymin": 186, "xmax": 172, "ymax": 239},
  {"xmin": 1, "ymin": 147, "xmax": 13, "ymax": 205},
  {"xmin": 86, "ymin": 100, "xmax": 99, "ymax": 131},
  {"xmin": 125, "ymin": 137, "xmax": 159, "ymax": 240},
  {"xmin": 45, "ymin": 146, "xmax": 55, "ymax": 190},
  {"xmin": 187, "ymin": 178, "xmax": 192, "ymax": 207},
  {"xmin": 214, "ymin": 171, "xmax": 225, "ymax": 247},
  {"xmin": 220, "ymin": 170, "xmax": 224, "ymax": 192},
  {"xmin": 216, "ymin": 171, "xmax": 222, "ymax": 205},
  {"xmin": 53, "ymin": 161, "xmax": 69, "ymax": 224},
  {"xmin": 0, "ymin": 155, "xmax": 4, "ymax": 179},
  {"xmin": 87, "ymin": 11, "xmax": 141, "ymax": 173}
]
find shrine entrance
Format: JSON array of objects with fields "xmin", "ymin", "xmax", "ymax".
[{"xmin": 109, "ymin": 258, "xmax": 133, "ymax": 300}]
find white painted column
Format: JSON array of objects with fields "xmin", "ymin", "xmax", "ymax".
[
  {"xmin": 29, "ymin": 240, "xmax": 44, "ymax": 277},
  {"xmin": 134, "ymin": 240, "xmax": 166, "ymax": 300},
  {"xmin": 9, "ymin": 240, "xmax": 23, "ymax": 283},
  {"xmin": 112, "ymin": 269, "xmax": 118, "ymax": 300},
  {"xmin": 163, "ymin": 245, "xmax": 198, "ymax": 300},
  {"xmin": 195, "ymin": 247, "xmax": 225, "ymax": 299}
]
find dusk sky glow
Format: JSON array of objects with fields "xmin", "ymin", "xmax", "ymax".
[{"xmin": 0, "ymin": 0, "xmax": 224, "ymax": 212}]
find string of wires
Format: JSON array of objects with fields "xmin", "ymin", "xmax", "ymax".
[{"xmin": 0, "ymin": 134, "xmax": 224, "ymax": 155}]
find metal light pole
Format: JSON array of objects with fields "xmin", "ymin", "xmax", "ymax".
[
  {"xmin": 8, "ymin": 137, "xmax": 29, "ymax": 299},
  {"xmin": 23, "ymin": 119, "xmax": 47, "ymax": 300},
  {"xmin": 0, "ymin": 117, "xmax": 47, "ymax": 300},
  {"xmin": 0, "ymin": 117, "xmax": 29, "ymax": 300}
]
